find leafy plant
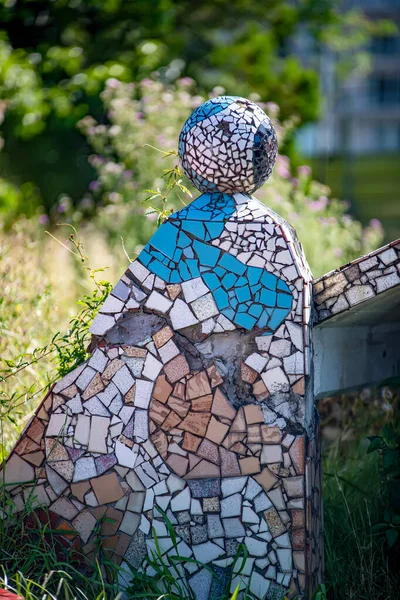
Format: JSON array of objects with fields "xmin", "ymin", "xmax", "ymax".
[{"xmin": 368, "ymin": 422, "xmax": 400, "ymax": 548}]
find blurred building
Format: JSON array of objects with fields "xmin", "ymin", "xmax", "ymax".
[{"xmin": 296, "ymin": 0, "xmax": 400, "ymax": 242}]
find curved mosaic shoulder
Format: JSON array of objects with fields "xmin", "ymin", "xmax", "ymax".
[{"xmin": 90, "ymin": 192, "xmax": 312, "ymax": 342}]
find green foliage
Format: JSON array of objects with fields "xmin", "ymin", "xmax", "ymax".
[
  {"xmin": 78, "ymin": 78, "xmax": 383, "ymax": 278},
  {"xmin": 368, "ymin": 421, "xmax": 400, "ymax": 549},
  {"xmin": 322, "ymin": 392, "xmax": 400, "ymax": 600},
  {"xmin": 0, "ymin": 224, "xmax": 111, "ymax": 457},
  {"xmin": 0, "ymin": 0, "xmax": 395, "ymax": 215}
]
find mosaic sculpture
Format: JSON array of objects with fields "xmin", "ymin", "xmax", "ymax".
[{"xmin": 4, "ymin": 97, "xmax": 323, "ymax": 599}]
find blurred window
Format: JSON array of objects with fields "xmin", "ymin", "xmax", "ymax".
[{"xmin": 370, "ymin": 76, "xmax": 400, "ymax": 105}]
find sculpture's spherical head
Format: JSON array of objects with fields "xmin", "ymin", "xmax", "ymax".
[{"xmin": 179, "ymin": 96, "xmax": 278, "ymax": 195}]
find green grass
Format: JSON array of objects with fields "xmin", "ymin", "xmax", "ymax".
[{"xmin": 311, "ymin": 154, "xmax": 400, "ymax": 244}]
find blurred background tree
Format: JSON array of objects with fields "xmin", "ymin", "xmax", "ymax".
[{"xmin": 0, "ymin": 0, "xmax": 394, "ymax": 220}]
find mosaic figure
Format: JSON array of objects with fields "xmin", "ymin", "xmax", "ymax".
[{"xmin": 3, "ymin": 97, "xmax": 323, "ymax": 599}]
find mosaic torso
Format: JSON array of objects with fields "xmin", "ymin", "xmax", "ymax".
[{"xmin": 4, "ymin": 98, "xmax": 321, "ymax": 599}]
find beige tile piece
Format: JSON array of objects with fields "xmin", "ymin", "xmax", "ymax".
[
  {"xmin": 211, "ymin": 388, "xmax": 236, "ymax": 421},
  {"xmin": 184, "ymin": 459, "xmax": 220, "ymax": 479},
  {"xmin": 167, "ymin": 396, "xmax": 190, "ymax": 418},
  {"xmin": 205, "ymin": 416, "xmax": 229, "ymax": 445},
  {"xmin": 3, "ymin": 454, "xmax": 35, "ymax": 485},
  {"xmin": 72, "ymin": 510, "xmax": 97, "ymax": 543},
  {"xmin": 178, "ymin": 412, "xmax": 210, "ymax": 437},
  {"xmin": 50, "ymin": 497, "xmax": 79, "ymax": 520},
  {"xmin": 166, "ymin": 453, "xmax": 189, "ymax": 477},
  {"xmin": 252, "ymin": 380, "xmax": 269, "ymax": 401},
  {"xmin": 173, "ymin": 382, "xmax": 186, "ymax": 399},
  {"xmin": 88, "ymin": 416, "xmax": 110, "ymax": 454},
  {"xmin": 151, "ymin": 430, "xmax": 168, "ymax": 458},
  {"xmin": 222, "ymin": 432, "xmax": 246, "ymax": 450},
  {"xmin": 244, "ymin": 405, "xmax": 264, "ymax": 425},
  {"xmin": 161, "ymin": 410, "xmax": 182, "ymax": 431},
  {"xmin": 206, "ymin": 365, "xmax": 223, "ymax": 387},
  {"xmin": 247, "ymin": 425, "xmax": 262, "ymax": 443},
  {"xmin": 289, "ymin": 436, "xmax": 305, "ymax": 475},
  {"xmin": 166, "ymin": 284, "xmax": 182, "ymax": 301},
  {"xmin": 230, "ymin": 407, "xmax": 246, "ymax": 433},
  {"xmin": 192, "ymin": 394, "xmax": 213, "ymax": 412},
  {"xmin": 292, "ymin": 377, "xmax": 305, "ymax": 395},
  {"xmin": 241, "ymin": 362, "xmax": 258, "ymax": 384},
  {"xmin": 261, "ymin": 425, "xmax": 282, "ymax": 444},
  {"xmin": 186, "ymin": 371, "xmax": 212, "ymax": 399}
]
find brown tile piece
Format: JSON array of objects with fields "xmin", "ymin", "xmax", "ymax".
[
  {"xmin": 239, "ymin": 456, "xmax": 261, "ymax": 475},
  {"xmin": 178, "ymin": 412, "xmax": 210, "ymax": 437},
  {"xmin": 192, "ymin": 394, "xmax": 213, "ymax": 412},
  {"xmin": 152, "ymin": 374, "xmax": 173, "ymax": 404},
  {"xmin": 62, "ymin": 384, "xmax": 79, "ymax": 399},
  {"xmin": 71, "ymin": 481, "xmax": 91, "ymax": 502},
  {"xmin": 102, "ymin": 359, "xmax": 124, "ymax": 381},
  {"xmin": 151, "ymin": 430, "xmax": 168, "ymax": 458},
  {"xmin": 101, "ymin": 507, "xmax": 123, "ymax": 536},
  {"xmin": 161, "ymin": 410, "xmax": 182, "ymax": 431},
  {"xmin": 206, "ymin": 365, "xmax": 223, "ymax": 388},
  {"xmin": 149, "ymin": 400, "xmax": 170, "ymax": 426},
  {"xmin": 90, "ymin": 473, "xmax": 124, "ymax": 505},
  {"xmin": 289, "ymin": 436, "xmax": 305, "ymax": 475},
  {"xmin": 46, "ymin": 439, "xmax": 70, "ymax": 461},
  {"xmin": 261, "ymin": 425, "xmax": 282, "ymax": 444},
  {"xmin": 292, "ymin": 528, "xmax": 305, "ymax": 550},
  {"xmin": 205, "ymin": 416, "xmax": 229, "ymax": 445},
  {"xmin": 211, "ymin": 388, "xmax": 236, "ymax": 421},
  {"xmin": 241, "ymin": 362, "xmax": 258, "ymax": 384},
  {"xmin": 291, "ymin": 510, "xmax": 305, "ymax": 529},
  {"xmin": 56, "ymin": 520, "xmax": 77, "ymax": 540},
  {"xmin": 123, "ymin": 346, "xmax": 147, "ymax": 357},
  {"xmin": 264, "ymin": 507, "xmax": 286, "ymax": 537},
  {"xmin": 164, "ymin": 354, "xmax": 190, "ymax": 384},
  {"xmin": 28, "ymin": 417, "xmax": 45, "ymax": 444},
  {"xmin": 82, "ymin": 372, "xmax": 105, "ymax": 400},
  {"xmin": 244, "ymin": 404, "xmax": 264, "ymax": 425},
  {"xmin": 153, "ymin": 326, "xmax": 174, "ymax": 348},
  {"xmin": 166, "ymin": 284, "xmax": 182, "ymax": 301},
  {"xmin": 167, "ymin": 396, "xmax": 190, "ymax": 418},
  {"xmin": 230, "ymin": 442, "xmax": 247, "ymax": 455},
  {"xmin": 222, "ymin": 432, "xmax": 246, "ymax": 450},
  {"xmin": 15, "ymin": 437, "xmax": 40, "ymax": 456},
  {"xmin": 173, "ymin": 382, "xmax": 186, "ymax": 399},
  {"xmin": 182, "ymin": 432, "xmax": 202, "ymax": 453},
  {"xmin": 254, "ymin": 467, "xmax": 278, "ymax": 492},
  {"xmin": 184, "ymin": 459, "xmax": 220, "ymax": 479},
  {"xmin": 220, "ymin": 447, "xmax": 241, "ymax": 477},
  {"xmin": 197, "ymin": 438, "xmax": 219, "ymax": 464},
  {"xmin": 230, "ymin": 407, "xmax": 246, "ymax": 432},
  {"xmin": 186, "ymin": 371, "xmax": 212, "ymax": 399},
  {"xmin": 166, "ymin": 453, "xmax": 189, "ymax": 477},
  {"xmin": 125, "ymin": 385, "xmax": 136, "ymax": 404}
]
